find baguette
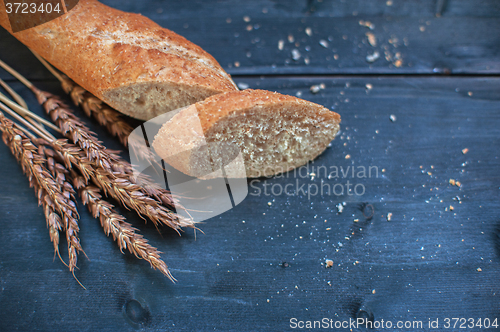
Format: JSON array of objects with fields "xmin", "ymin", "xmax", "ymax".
[
  {"xmin": 0, "ymin": 0, "xmax": 238, "ymax": 120},
  {"xmin": 152, "ymin": 89, "xmax": 341, "ymax": 178}
]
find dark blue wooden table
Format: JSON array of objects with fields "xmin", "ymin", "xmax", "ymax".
[{"xmin": 0, "ymin": 1, "xmax": 499, "ymax": 331}]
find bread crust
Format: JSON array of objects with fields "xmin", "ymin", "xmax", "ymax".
[
  {"xmin": 152, "ymin": 89, "xmax": 341, "ymax": 178},
  {"xmin": 0, "ymin": 0, "xmax": 238, "ymax": 120}
]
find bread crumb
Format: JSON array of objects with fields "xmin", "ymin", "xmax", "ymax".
[
  {"xmin": 366, "ymin": 32, "xmax": 377, "ymax": 47},
  {"xmin": 336, "ymin": 203, "xmax": 344, "ymax": 214},
  {"xmin": 319, "ymin": 39, "xmax": 329, "ymax": 48},
  {"xmin": 387, "ymin": 212, "xmax": 392, "ymax": 221},
  {"xmin": 394, "ymin": 59, "xmax": 403, "ymax": 67},
  {"xmin": 372, "ymin": 289, "xmax": 376, "ymax": 294},
  {"xmin": 468, "ymin": 91, "xmax": 473, "ymax": 96},
  {"xmin": 345, "ymin": 154, "xmax": 351, "ymax": 159},
  {"xmin": 310, "ymin": 83, "xmax": 325, "ymax": 94},
  {"xmin": 305, "ymin": 27, "xmax": 312, "ymax": 36},
  {"xmin": 449, "ymin": 179, "xmax": 456, "ymax": 186},
  {"xmin": 246, "ymin": 25, "xmax": 253, "ymax": 31},
  {"xmin": 334, "ymin": 54, "xmax": 339, "ymax": 60},
  {"xmin": 288, "ymin": 34, "xmax": 294, "ymax": 43},
  {"xmin": 243, "ymin": 16, "xmax": 251, "ymax": 22},
  {"xmin": 419, "ymin": 26, "xmax": 426, "ymax": 32},
  {"xmin": 278, "ymin": 39, "xmax": 284, "ymax": 50},
  {"xmin": 456, "ymin": 181, "xmax": 461, "ymax": 187},
  {"xmin": 234, "ymin": 61, "xmax": 240, "ymax": 67},
  {"xmin": 325, "ymin": 259, "xmax": 334, "ymax": 268},
  {"xmin": 354, "ymin": 219, "xmax": 359, "ymax": 222},
  {"xmin": 267, "ymin": 202, "xmax": 272, "ymax": 206},
  {"xmin": 366, "ymin": 83, "xmax": 373, "ymax": 90},
  {"xmin": 462, "ymin": 148, "xmax": 469, "ymax": 154},
  {"xmin": 359, "ymin": 20, "xmax": 375, "ymax": 30},
  {"xmin": 390, "ymin": 114, "xmax": 397, "ymax": 122},
  {"xmin": 386, "ymin": 0, "xmax": 393, "ymax": 5},
  {"xmin": 477, "ymin": 267, "xmax": 482, "ymax": 272},
  {"xmin": 449, "ymin": 205, "xmax": 454, "ymax": 211},
  {"xmin": 237, "ymin": 82, "xmax": 249, "ymax": 90},
  {"xmin": 366, "ymin": 51, "xmax": 380, "ymax": 63}
]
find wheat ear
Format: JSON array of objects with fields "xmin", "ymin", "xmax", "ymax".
[
  {"xmin": 71, "ymin": 171, "xmax": 175, "ymax": 281},
  {"xmin": 0, "ymin": 115, "xmax": 85, "ymax": 284},
  {"xmin": 31, "ymin": 51, "xmax": 133, "ymax": 146}
]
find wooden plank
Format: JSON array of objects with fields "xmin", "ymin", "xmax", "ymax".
[
  {"xmin": 0, "ymin": 1, "xmax": 499, "ymax": 80},
  {"xmin": 0, "ymin": 76, "xmax": 499, "ymax": 331}
]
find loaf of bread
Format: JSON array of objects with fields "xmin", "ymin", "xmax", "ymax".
[
  {"xmin": 0, "ymin": 0, "xmax": 238, "ymax": 120},
  {"xmin": 152, "ymin": 89, "xmax": 341, "ymax": 178}
]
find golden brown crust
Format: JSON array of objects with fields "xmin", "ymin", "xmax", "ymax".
[
  {"xmin": 0, "ymin": 0, "xmax": 238, "ymax": 120},
  {"xmin": 194, "ymin": 89, "xmax": 341, "ymax": 131}
]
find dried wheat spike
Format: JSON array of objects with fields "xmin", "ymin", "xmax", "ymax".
[
  {"xmin": 71, "ymin": 171, "xmax": 175, "ymax": 281},
  {"xmin": 0, "ymin": 116, "xmax": 83, "ymax": 273},
  {"xmin": 32, "ymin": 87, "xmax": 186, "ymax": 224},
  {"xmin": 61, "ymin": 75, "xmax": 133, "ymax": 146},
  {"xmin": 0, "ymin": 119, "xmax": 63, "ymax": 262}
]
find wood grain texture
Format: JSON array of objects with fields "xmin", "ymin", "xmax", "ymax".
[{"xmin": 0, "ymin": 76, "xmax": 499, "ymax": 331}]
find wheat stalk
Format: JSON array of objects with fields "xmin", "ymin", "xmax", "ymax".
[
  {"xmin": 0, "ymin": 115, "xmax": 84, "ymax": 284},
  {"xmin": 30, "ymin": 52, "xmax": 133, "ymax": 147},
  {"xmin": 0, "ymin": 58, "xmax": 195, "ymax": 282},
  {"xmin": 49, "ymin": 138, "xmax": 194, "ymax": 232},
  {"xmin": 1, "ymin": 124, "xmax": 63, "ymax": 263},
  {"xmin": 41, "ymin": 142, "xmax": 174, "ymax": 280},
  {"xmin": 71, "ymin": 171, "xmax": 175, "ymax": 281},
  {"xmin": 32, "ymin": 52, "xmax": 162, "ymax": 166}
]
